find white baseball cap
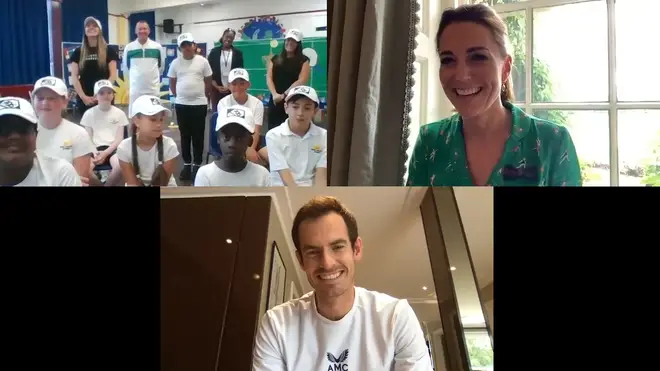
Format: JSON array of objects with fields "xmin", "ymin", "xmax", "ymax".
[
  {"xmin": 84, "ymin": 17, "xmax": 103, "ymax": 31},
  {"xmin": 33, "ymin": 76, "xmax": 68, "ymax": 97},
  {"xmin": 285, "ymin": 85, "xmax": 319, "ymax": 105},
  {"xmin": 0, "ymin": 97, "xmax": 38, "ymax": 124},
  {"xmin": 285, "ymin": 29, "xmax": 303, "ymax": 42},
  {"xmin": 130, "ymin": 95, "xmax": 171, "ymax": 119},
  {"xmin": 177, "ymin": 33, "xmax": 195, "ymax": 47},
  {"xmin": 228, "ymin": 68, "xmax": 250, "ymax": 83},
  {"xmin": 94, "ymin": 79, "xmax": 114, "ymax": 95},
  {"xmin": 216, "ymin": 105, "xmax": 255, "ymax": 134}
]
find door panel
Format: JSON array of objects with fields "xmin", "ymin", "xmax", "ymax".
[{"xmin": 160, "ymin": 197, "xmax": 246, "ymax": 371}]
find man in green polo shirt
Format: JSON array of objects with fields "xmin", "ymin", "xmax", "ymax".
[{"xmin": 407, "ymin": 102, "xmax": 582, "ymax": 186}]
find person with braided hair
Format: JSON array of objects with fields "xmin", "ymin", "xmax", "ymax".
[{"xmin": 116, "ymin": 95, "xmax": 179, "ymax": 186}]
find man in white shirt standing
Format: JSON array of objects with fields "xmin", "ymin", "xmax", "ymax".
[
  {"xmin": 122, "ymin": 20, "xmax": 164, "ymax": 120},
  {"xmin": 252, "ymin": 196, "xmax": 433, "ymax": 371},
  {"xmin": 217, "ymin": 68, "xmax": 266, "ymax": 165},
  {"xmin": 0, "ymin": 97, "xmax": 81, "ymax": 186},
  {"xmin": 167, "ymin": 32, "xmax": 213, "ymax": 182}
]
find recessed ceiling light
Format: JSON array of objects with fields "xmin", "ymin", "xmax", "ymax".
[
  {"xmin": 226, "ymin": 239, "xmax": 232, "ymax": 244},
  {"xmin": 422, "ymin": 286, "xmax": 427, "ymax": 291},
  {"xmin": 450, "ymin": 266, "xmax": 456, "ymax": 271}
]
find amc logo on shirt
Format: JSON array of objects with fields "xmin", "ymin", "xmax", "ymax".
[{"xmin": 326, "ymin": 349, "xmax": 349, "ymax": 371}]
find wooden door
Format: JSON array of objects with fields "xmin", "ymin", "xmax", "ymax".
[{"xmin": 160, "ymin": 196, "xmax": 246, "ymax": 371}]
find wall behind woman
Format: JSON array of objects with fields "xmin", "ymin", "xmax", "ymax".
[
  {"xmin": 62, "ymin": 0, "xmax": 109, "ymax": 42},
  {"xmin": 154, "ymin": 0, "xmax": 326, "ymax": 49}
]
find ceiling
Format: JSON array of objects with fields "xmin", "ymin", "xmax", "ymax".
[{"xmin": 160, "ymin": 187, "xmax": 493, "ymax": 326}]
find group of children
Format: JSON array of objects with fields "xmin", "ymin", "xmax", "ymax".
[{"xmin": 0, "ymin": 71, "xmax": 326, "ymax": 187}]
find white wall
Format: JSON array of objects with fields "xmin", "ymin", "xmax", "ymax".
[{"xmin": 154, "ymin": 0, "xmax": 327, "ymax": 49}]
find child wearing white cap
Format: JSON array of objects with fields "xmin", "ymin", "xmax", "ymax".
[
  {"xmin": 32, "ymin": 76, "xmax": 98, "ymax": 182},
  {"xmin": 194, "ymin": 105, "xmax": 271, "ymax": 187},
  {"xmin": 116, "ymin": 95, "xmax": 179, "ymax": 186},
  {"xmin": 167, "ymin": 32, "xmax": 213, "ymax": 183},
  {"xmin": 0, "ymin": 96, "xmax": 81, "ymax": 186},
  {"xmin": 266, "ymin": 28, "xmax": 311, "ymax": 133},
  {"xmin": 80, "ymin": 80, "xmax": 130, "ymax": 186},
  {"xmin": 266, "ymin": 85, "xmax": 327, "ymax": 187},
  {"xmin": 217, "ymin": 68, "xmax": 266, "ymax": 165}
]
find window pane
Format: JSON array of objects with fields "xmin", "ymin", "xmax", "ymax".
[
  {"xmin": 618, "ymin": 110, "xmax": 660, "ymax": 186},
  {"xmin": 532, "ymin": 110, "xmax": 610, "ymax": 186},
  {"xmin": 532, "ymin": 2, "xmax": 608, "ymax": 102},
  {"xmin": 464, "ymin": 330, "xmax": 493, "ymax": 371},
  {"xmin": 489, "ymin": 0, "xmax": 528, "ymax": 5},
  {"xmin": 616, "ymin": 0, "xmax": 660, "ymax": 102},
  {"xmin": 501, "ymin": 11, "xmax": 526, "ymax": 103}
]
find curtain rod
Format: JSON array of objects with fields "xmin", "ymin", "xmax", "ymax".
[{"xmin": 192, "ymin": 9, "xmax": 326, "ymax": 25}]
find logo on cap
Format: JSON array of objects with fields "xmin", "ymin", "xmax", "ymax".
[
  {"xmin": 227, "ymin": 108, "xmax": 246, "ymax": 119},
  {"xmin": 150, "ymin": 98, "xmax": 161, "ymax": 105},
  {"xmin": 0, "ymin": 98, "xmax": 20, "ymax": 110},
  {"xmin": 98, "ymin": 80, "xmax": 112, "ymax": 88},
  {"xmin": 40, "ymin": 78, "xmax": 57, "ymax": 87},
  {"xmin": 233, "ymin": 69, "xmax": 245, "ymax": 76},
  {"xmin": 292, "ymin": 86, "xmax": 311, "ymax": 94},
  {"xmin": 288, "ymin": 30, "xmax": 302, "ymax": 39}
]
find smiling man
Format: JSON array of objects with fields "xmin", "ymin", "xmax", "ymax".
[{"xmin": 252, "ymin": 196, "xmax": 432, "ymax": 371}]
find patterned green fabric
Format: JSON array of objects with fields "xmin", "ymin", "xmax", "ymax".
[{"xmin": 407, "ymin": 102, "xmax": 582, "ymax": 186}]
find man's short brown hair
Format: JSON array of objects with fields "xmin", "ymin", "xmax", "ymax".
[{"xmin": 291, "ymin": 196, "xmax": 359, "ymax": 251}]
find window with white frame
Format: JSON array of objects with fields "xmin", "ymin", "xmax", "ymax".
[
  {"xmin": 476, "ymin": 0, "xmax": 660, "ymax": 186},
  {"xmin": 464, "ymin": 329, "xmax": 493, "ymax": 371}
]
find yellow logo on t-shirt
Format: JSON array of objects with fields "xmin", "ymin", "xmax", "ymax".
[
  {"xmin": 61, "ymin": 140, "xmax": 72, "ymax": 150},
  {"xmin": 311, "ymin": 144, "xmax": 323, "ymax": 154}
]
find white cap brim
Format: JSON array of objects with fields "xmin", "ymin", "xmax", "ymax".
[
  {"xmin": 130, "ymin": 106, "xmax": 171, "ymax": 119},
  {"xmin": 0, "ymin": 111, "xmax": 37, "ymax": 124},
  {"xmin": 33, "ymin": 86, "xmax": 67, "ymax": 97},
  {"xmin": 215, "ymin": 120, "xmax": 254, "ymax": 134},
  {"xmin": 285, "ymin": 92, "xmax": 319, "ymax": 105},
  {"xmin": 84, "ymin": 17, "xmax": 102, "ymax": 30}
]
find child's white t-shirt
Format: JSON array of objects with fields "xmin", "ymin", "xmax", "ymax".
[
  {"xmin": 252, "ymin": 287, "xmax": 433, "ymax": 371},
  {"xmin": 167, "ymin": 55, "xmax": 213, "ymax": 106},
  {"xmin": 193, "ymin": 161, "xmax": 271, "ymax": 187},
  {"xmin": 36, "ymin": 119, "xmax": 96, "ymax": 165},
  {"xmin": 265, "ymin": 120, "xmax": 327, "ymax": 186},
  {"xmin": 80, "ymin": 105, "xmax": 130, "ymax": 147},
  {"xmin": 13, "ymin": 153, "xmax": 82, "ymax": 186},
  {"xmin": 116, "ymin": 135, "xmax": 179, "ymax": 186}
]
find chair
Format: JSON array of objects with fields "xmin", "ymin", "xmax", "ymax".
[{"xmin": 205, "ymin": 112, "xmax": 222, "ymax": 164}]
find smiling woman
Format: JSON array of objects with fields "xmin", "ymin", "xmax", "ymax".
[{"xmin": 406, "ymin": 3, "xmax": 582, "ymax": 186}]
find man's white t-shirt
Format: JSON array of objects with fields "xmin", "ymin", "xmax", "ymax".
[
  {"xmin": 116, "ymin": 135, "xmax": 179, "ymax": 186},
  {"xmin": 217, "ymin": 93, "xmax": 264, "ymax": 129},
  {"xmin": 80, "ymin": 105, "xmax": 130, "ymax": 147},
  {"xmin": 266, "ymin": 120, "xmax": 327, "ymax": 186},
  {"xmin": 167, "ymin": 55, "xmax": 213, "ymax": 106},
  {"xmin": 194, "ymin": 161, "xmax": 271, "ymax": 187},
  {"xmin": 12, "ymin": 153, "xmax": 82, "ymax": 186},
  {"xmin": 36, "ymin": 119, "xmax": 96, "ymax": 165},
  {"xmin": 252, "ymin": 287, "xmax": 433, "ymax": 371}
]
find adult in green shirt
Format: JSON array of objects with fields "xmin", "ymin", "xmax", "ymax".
[{"xmin": 407, "ymin": 3, "xmax": 582, "ymax": 187}]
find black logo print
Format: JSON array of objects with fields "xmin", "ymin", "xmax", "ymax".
[
  {"xmin": 326, "ymin": 349, "xmax": 349, "ymax": 371},
  {"xmin": 292, "ymin": 86, "xmax": 311, "ymax": 94},
  {"xmin": 0, "ymin": 98, "xmax": 20, "ymax": 110},
  {"xmin": 97, "ymin": 80, "xmax": 112, "ymax": 89},
  {"xmin": 233, "ymin": 69, "xmax": 245, "ymax": 76},
  {"xmin": 289, "ymin": 30, "xmax": 302, "ymax": 38},
  {"xmin": 150, "ymin": 98, "xmax": 161, "ymax": 105},
  {"xmin": 40, "ymin": 78, "xmax": 57, "ymax": 87},
  {"xmin": 227, "ymin": 108, "xmax": 246, "ymax": 119}
]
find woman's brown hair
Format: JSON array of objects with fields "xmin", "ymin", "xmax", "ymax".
[
  {"xmin": 435, "ymin": 3, "xmax": 515, "ymax": 102},
  {"xmin": 79, "ymin": 20, "xmax": 109, "ymax": 73}
]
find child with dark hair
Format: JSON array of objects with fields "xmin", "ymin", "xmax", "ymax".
[
  {"xmin": 194, "ymin": 105, "xmax": 271, "ymax": 187},
  {"xmin": 265, "ymin": 85, "xmax": 327, "ymax": 187},
  {"xmin": 116, "ymin": 95, "xmax": 179, "ymax": 186}
]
